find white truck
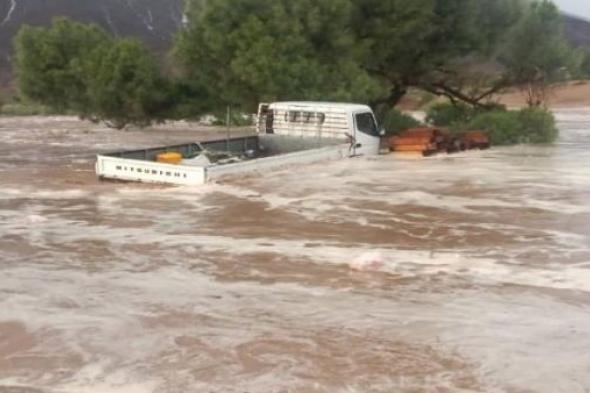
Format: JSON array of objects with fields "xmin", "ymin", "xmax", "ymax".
[{"xmin": 95, "ymin": 101, "xmax": 383, "ymax": 186}]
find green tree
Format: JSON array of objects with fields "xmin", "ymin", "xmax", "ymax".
[
  {"xmin": 85, "ymin": 39, "xmax": 169, "ymax": 129},
  {"xmin": 14, "ymin": 18, "xmax": 110, "ymax": 113},
  {"xmin": 14, "ymin": 17, "xmax": 171, "ymax": 128},
  {"xmin": 414, "ymin": 0, "xmax": 524, "ymax": 107},
  {"xmin": 578, "ymin": 50, "xmax": 590, "ymax": 78},
  {"xmin": 500, "ymin": 0, "xmax": 579, "ymax": 106},
  {"xmin": 174, "ymin": 0, "xmax": 382, "ymax": 112},
  {"xmin": 353, "ymin": 0, "xmax": 484, "ymax": 111},
  {"xmin": 175, "ymin": 0, "xmax": 534, "ymax": 113}
]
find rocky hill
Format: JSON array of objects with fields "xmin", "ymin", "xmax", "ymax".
[{"xmin": 563, "ymin": 14, "xmax": 590, "ymax": 48}]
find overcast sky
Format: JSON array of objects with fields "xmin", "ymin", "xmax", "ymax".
[{"xmin": 553, "ymin": 0, "xmax": 590, "ymax": 20}]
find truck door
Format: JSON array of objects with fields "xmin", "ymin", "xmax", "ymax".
[{"xmin": 353, "ymin": 112, "xmax": 381, "ymax": 156}]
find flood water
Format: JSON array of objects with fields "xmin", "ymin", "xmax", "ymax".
[{"xmin": 1, "ymin": 111, "xmax": 590, "ymax": 393}]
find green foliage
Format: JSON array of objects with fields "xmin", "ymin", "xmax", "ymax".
[
  {"xmin": 161, "ymin": 80, "xmax": 211, "ymax": 120},
  {"xmin": 14, "ymin": 18, "xmax": 173, "ymax": 128},
  {"xmin": 500, "ymin": 0, "xmax": 579, "ymax": 106},
  {"xmin": 456, "ymin": 107, "xmax": 557, "ymax": 145},
  {"xmin": 356, "ymin": 0, "xmax": 480, "ymax": 86},
  {"xmin": 9, "ymin": 0, "xmax": 577, "ymax": 133},
  {"xmin": 516, "ymin": 107, "xmax": 558, "ymax": 143},
  {"xmin": 426, "ymin": 102, "xmax": 474, "ymax": 127},
  {"xmin": 379, "ymin": 108, "xmax": 421, "ymax": 136},
  {"xmin": 174, "ymin": 0, "xmax": 513, "ymax": 112},
  {"xmin": 175, "ymin": 0, "xmax": 382, "ymax": 112},
  {"xmin": 473, "ymin": 0, "xmax": 524, "ymax": 55},
  {"xmin": 579, "ymin": 50, "xmax": 590, "ymax": 79},
  {"xmin": 461, "ymin": 110, "xmax": 523, "ymax": 145},
  {"xmin": 174, "ymin": 0, "xmax": 575, "ymax": 113},
  {"xmin": 14, "ymin": 18, "xmax": 110, "ymax": 113},
  {"xmin": 84, "ymin": 39, "xmax": 169, "ymax": 129},
  {"xmin": 426, "ymin": 101, "xmax": 507, "ymax": 126}
]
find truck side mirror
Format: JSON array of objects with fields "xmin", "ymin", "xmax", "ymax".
[{"xmin": 379, "ymin": 128, "xmax": 386, "ymax": 136}]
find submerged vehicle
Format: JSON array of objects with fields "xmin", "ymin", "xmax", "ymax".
[{"xmin": 95, "ymin": 101, "xmax": 383, "ymax": 185}]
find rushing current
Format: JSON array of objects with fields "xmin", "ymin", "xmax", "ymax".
[{"xmin": 1, "ymin": 110, "xmax": 589, "ymax": 393}]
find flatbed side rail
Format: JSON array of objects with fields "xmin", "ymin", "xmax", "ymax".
[
  {"xmin": 96, "ymin": 154, "xmax": 206, "ymax": 185},
  {"xmin": 103, "ymin": 136, "xmax": 260, "ymax": 161},
  {"xmin": 207, "ymin": 143, "xmax": 350, "ymax": 181}
]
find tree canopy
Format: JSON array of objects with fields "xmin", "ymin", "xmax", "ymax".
[
  {"xmin": 174, "ymin": 0, "xmax": 577, "ymax": 113},
  {"xmin": 85, "ymin": 39, "xmax": 170, "ymax": 128},
  {"xmin": 12, "ymin": 0, "xmax": 580, "ymax": 127},
  {"xmin": 14, "ymin": 18, "xmax": 168, "ymax": 128},
  {"xmin": 174, "ymin": 0, "xmax": 383, "ymax": 112},
  {"xmin": 500, "ymin": 0, "xmax": 580, "ymax": 106},
  {"xmin": 15, "ymin": 19, "xmax": 110, "ymax": 113}
]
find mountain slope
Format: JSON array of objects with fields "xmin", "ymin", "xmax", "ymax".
[{"xmin": 563, "ymin": 14, "xmax": 590, "ymax": 48}]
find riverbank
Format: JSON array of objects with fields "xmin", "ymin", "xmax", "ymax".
[{"xmin": 496, "ymin": 80, "xmax": 590, "ymax": 108}]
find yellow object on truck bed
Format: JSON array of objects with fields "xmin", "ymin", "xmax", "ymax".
[{"xmin": 156, "ymin": 152, "xmax": 183, "ymax": 165}]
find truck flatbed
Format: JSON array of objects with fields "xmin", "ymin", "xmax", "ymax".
[{"xmin": 96, "ymin": 134, "xmax": 349, "ymax": 185}]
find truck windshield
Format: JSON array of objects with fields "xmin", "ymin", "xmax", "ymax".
[{"xmin": 355, "ymin": 112, "xmax": 379, "ymax": 137}]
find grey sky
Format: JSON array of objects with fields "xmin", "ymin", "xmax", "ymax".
[{"xmin": 553, "ymin": 0, "xmax": 590, "ymax": 20}]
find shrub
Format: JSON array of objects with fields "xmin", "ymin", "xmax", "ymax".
[
  {"xmin": 461, "ymin": 107, "xmax": 557, "ymax": 145},
  {"xmin": 426, "ymin": 102, "xmax": 473, "ymax": 126},
  {"xmin": 462, "ymin": 110, "xmax": 522, "ymax": 145},
  {"xmin": 516, "ymin": 107, "xmax": 558, "ymax": 143},
  {"xmin": 379, "ymin": 108, "xmax": 421, "ymax": 135},
  {"xmin": 426, "ymin": 102, "xmax": 508, "ymax": 127}
]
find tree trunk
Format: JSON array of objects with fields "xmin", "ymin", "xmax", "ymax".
[{"xmin": 370, "ymin": 84, "xmax": 408, "ymax": 120}]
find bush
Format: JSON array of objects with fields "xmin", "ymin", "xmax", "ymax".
[
  {"xmin": 459, "ymin": 107, "xmax": 557, "ymax": 145},
  {"xmin": 379, "ymin": 108, "xmax": 421, "ymax": 135},
  {"xmin": 461, "ymin": 110, "xmax": 522, "ymax": 145},
  {"xmin": 426, "ymin": 102, "xmax": 473, "ymax": 126},
  {"xmin": 426, "ymin": 101, "xmax": 508, "ymax": 127},
  {"xmin": 516, "ymin": 107, "xmax": 558, "ymax": 143}
]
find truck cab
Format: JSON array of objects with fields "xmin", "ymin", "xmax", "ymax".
[{"xmin": 258, "ymin": 102, "xmax": 382, "ymax": 156}]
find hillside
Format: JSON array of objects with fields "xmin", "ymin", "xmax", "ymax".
[
  {"xmin": 563, "ymin": 14, "xmax": 590, "ymax": 48},
  {"xmin": 0, "ymin": 0, "xmax": 184, "ymax": 87}
]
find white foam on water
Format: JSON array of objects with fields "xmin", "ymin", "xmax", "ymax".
[
  {"xmin": 0, "ymin": 188, "xmax": 91, "ymax": 200},
  {"xmin": 5, "ymin": 206, "xmax": 589, "ymax": 292},
  {"xmin": 3, "ymin": 260, "xmax": 590, "ymax": 393}
]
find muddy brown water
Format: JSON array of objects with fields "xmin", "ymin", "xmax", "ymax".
[{"xmin": 0, "ymin": 113, "xmax": 590, "ymax": 393}]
